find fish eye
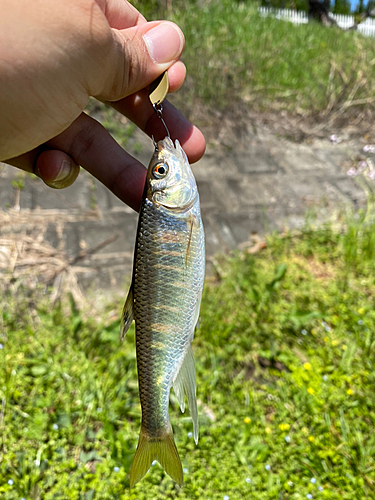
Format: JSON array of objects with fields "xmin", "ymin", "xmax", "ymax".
[{"xmin": 152, "ymin": 163, "xmax": 169, "ymax": 179}]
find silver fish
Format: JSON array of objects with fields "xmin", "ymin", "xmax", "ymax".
[{"xmin": 121, "ymin": 137, "xmax": 205, "ymax": 487}]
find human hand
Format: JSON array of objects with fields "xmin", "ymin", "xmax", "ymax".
[{"xmin": 0, "ymin": 0, "xmax": 205, "ymax": 211}]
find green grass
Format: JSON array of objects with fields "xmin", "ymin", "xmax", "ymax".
[
  {"xmin": 131, "ymin": 0, "xmax": 375, "ymax": 116},
  {"xmin": 2, "ymin": 202, "xmax": 375, "ymax": 498}
]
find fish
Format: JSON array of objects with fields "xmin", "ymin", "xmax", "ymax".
[{"xmin": 121, "ymin": 136, "xmax": 205, "ymax": 488}]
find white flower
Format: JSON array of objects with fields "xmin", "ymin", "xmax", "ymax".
[
  {"xmin": 183, "ymin": 468, "xmax": 188, "ymax": 473},
  {"xmin": 285, "ymin": 435, "xmax": 291, "ymax": 443},
  {"xmin": 114, "ymin": 466, "xmax": 120, "ymax": 472},
  {"xmin": 311, "ymin": 477, "xmax": 317, "ymax": 484},
  {"xmin": 347, "ymin": 167, "xmax": 358, "ymax": 177},
  {"xmin": 358, "ymin": 161, "xmax": 367, "ymax": 171},
  {"xmin": 245, "ymin": 477, "xmax": 252, "ymax": 483},
  {"xmin": 7, "ymin": 479, "xmax": 13, "ymax": 485},
  {"xmin": 330, "ymin": 134, "xmax": 342, "ymax": 144},
  {"xmin": 151, "ymin": 460, "xmax": 157, "ymax": 466},
  {"xmin": 188, "ymin": 431, "xmax": 193, "ymax": 438},
  {"xmin": 52, "ymin": 424, "xmax": 58, "ymax": 430},
  {"xmin": 265, "ymin": 464, "xmax": 271, "ymax": 471},
  {"xmin": 363, "ymin": 144, "xmax": 375, "ymax": 153}
]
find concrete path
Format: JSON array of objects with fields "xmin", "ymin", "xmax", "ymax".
[{"xmin": 0, "ymin": 124, "xmax": 371, "ymax": 298}]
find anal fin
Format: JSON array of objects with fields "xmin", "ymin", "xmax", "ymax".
[{"xmin": 173, "ymin": 346, "xmax": 199, "ymax": 444}]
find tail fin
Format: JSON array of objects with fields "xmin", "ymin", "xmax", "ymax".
[{"xmin": 130, "ymin": 424, "xmax": 183, "ymax": 488}]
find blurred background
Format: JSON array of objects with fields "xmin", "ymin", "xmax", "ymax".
[{"xmin": 1, "ymin": 0, "xmax": 375, "ymax": 498}]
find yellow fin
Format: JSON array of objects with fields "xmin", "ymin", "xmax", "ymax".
[{"xmin": 130, "ymin": 425, "xmax": 183, "ymax": 488}]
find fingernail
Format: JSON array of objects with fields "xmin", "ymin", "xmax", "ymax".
[
  {"xmin": 143, "ymin": 22, "xmax": 184, "ymax": 64},
  {"xmin": 47, "ymin": 161, "xmax": 79, "ymax": 189},
  {"xmin": 54, "ymin": 160, "xmax": 71, "ymax": 182}
]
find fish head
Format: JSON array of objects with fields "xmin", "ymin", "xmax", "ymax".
[{"xmin": 146, "ymin": 137, "xmax": 198, "ymax": 210}]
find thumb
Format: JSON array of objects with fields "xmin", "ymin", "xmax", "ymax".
[{"xmin": 96, "ymin": 21, "xmax": 185, "ymax": 102}]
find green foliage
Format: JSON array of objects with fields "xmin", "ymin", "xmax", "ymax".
[
  {"xmin": 11, "ymin": 172, "xmax": 25, "ymax": 191},
  {"xmin": 332, "ymin": 0, "xmax": 352, "ymax": 14},
  {"xmin": 260, "ymin": 0, "xmax": 309, "ymax": 12},
  {"xmin": 130, "ymin": 0, "xmax": 375, "ymax": 116},
  {"xmin": 2, "ymin": 203, "xmax": 375, "ymax": 498}
]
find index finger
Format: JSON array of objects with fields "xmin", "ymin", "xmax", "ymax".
[
  {"xmin": 96, "ymin": 0, "xmax": 147, "ymax": 29},
  {"xmin": 110, "ymin": 91, "xmax": 206, "ymax": 164}
]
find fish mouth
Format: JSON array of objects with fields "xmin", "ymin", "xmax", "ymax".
[
  {"xmin": 155, "ymin": 190, "xmax": 198, "ymax": 212},
  {"xmin": 155, "ymin": 138, "xmax": 179, "ymax": 162},
  {"xmin": 157, "ymin": 137, "xmax": 175, "ymax": 152}
]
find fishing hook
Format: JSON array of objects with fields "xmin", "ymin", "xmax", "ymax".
[{"xmin": 153, "ymin": 103, "xmax": 170, "ymax": 141}]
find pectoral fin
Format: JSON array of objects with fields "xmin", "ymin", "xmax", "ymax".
[
  {"xmin": 185, "ymin": 215, "xmax": 199, "ymax": 268},
  {"xmin": 120, "ymin": 284, "xmax": 134, "ymax": 340},
  {"xmin": 173, "ymin": 346, "xmax": 199, "ymax": 444}
]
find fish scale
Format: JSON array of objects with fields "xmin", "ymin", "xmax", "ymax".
[
  {"xmin": 121, "ymin": 137, "xmax": 205, "ymax": 488},
  {"xmin": 135, "ymin": 199, "xmax": 198, "ymax": 432}
]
